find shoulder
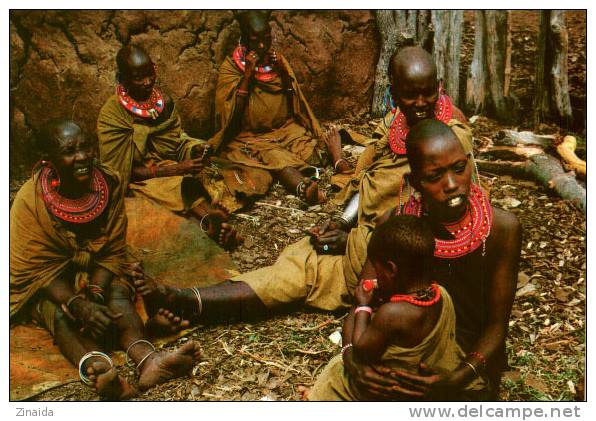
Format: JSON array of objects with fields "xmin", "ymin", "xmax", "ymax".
[
  {"xmin": 490, "ymin": 206, "xmax": 522, "ymax": 249},
  {"xmin": 374, "ymin": 301, "xmax": 425, "ymax": 333},
  {"xmin": 451, "ymin": 105, "xmax": 468, "ymax": 123},
  {"xmin": 11, "ymin": 178, "xmax": 36, "ymax": 210}
]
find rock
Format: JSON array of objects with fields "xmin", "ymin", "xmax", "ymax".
[{"xmin": 9, "ymin": 10, "xmax": 379, "ymax": 178}]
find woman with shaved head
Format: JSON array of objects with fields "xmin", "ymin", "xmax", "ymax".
[
  {"xmin": 208, "ymin": 10, "xmax": 351, "ymax": 206},
  {"xmin": 98, "ymin": 45, "xmax": 241, "ymax": 250}
]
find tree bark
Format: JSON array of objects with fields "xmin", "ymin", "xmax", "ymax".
[
  {"xmin": 465, "ymin": 10, "xmax": 514, "ymax": 122},
  {"xmin": 533, "ymin": 10, "xmax": 573, "ymax": 129},
  {"xmin": 431, "ymin": 10, "xmax": 464, "ymax": 106}
]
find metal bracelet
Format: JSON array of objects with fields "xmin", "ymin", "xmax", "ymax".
[{"xmin": 339, "ymin": 193, "xmax": 360, "ymax": 228}]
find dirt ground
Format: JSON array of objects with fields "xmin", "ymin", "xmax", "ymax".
[{"xmin": 14, "ymin": 10, "xmax": 586, "ymax": 402}]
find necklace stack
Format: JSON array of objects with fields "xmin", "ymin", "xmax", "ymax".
[
  {"xmin": 40, "ymin": 166, "xmax": 109, "ymax": 224},
  {"xmin": 390, "ymin": 283, "xmax": 441, "ymax": 306},
  {"xmin": 387, "ymin": 93, "xmax": 453, "ymax": 155},
  {"xmin": 116, "ymin": 84, "xmax": 164, "ymax": 120},
  {"xmin": 397, "ymin": 183, "xmax": 493, "ymax": 259},
  {"xmin": 232, "ymin": 46, "xmax": 278, "ymax": 82}
]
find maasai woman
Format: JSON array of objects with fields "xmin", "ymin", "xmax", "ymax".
[
  {"xmin": 209, "ymin": 10, "xmax": 351, "ymax": 205},
  {"xmin": 10, "ymin": 120, "xmax": 201, "ymax": 400},
  {"xmin": 97, "ymin": 45, "xmax": 241, "ymax": 250}
]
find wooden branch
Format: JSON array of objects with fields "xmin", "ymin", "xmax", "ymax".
[
  {"xmin": 478, "ymin": 145, "xmax": 545, "ymax": 161},
  {"xmin": 494, "ymin": 129, "xmax": 556, "ymax": 148},
  {"xmin": 556, "ymin": 136, "xmax": 586, "ymax": 178},
  {"xmin": 476, "ymin": 159, "xmax": 531, "ymax": 179}
]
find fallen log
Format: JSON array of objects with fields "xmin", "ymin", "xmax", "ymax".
[
  {"xmin": 476, "ymin": 154, "xmax": 586, "ymax": 213},
  {"xmin": 556, "ymin": 135, "xmax": 586, "ymax": 178}
]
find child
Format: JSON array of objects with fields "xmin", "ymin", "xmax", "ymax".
[{"xmin": 308, "ymin": 215, "xmax": 487, "ymax": 400}]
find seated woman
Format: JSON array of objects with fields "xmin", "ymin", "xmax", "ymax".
[
  {"xmin": 97, "ymin": 45, "xmax": 241, "ymax": 250},
  {"xmin": 10, "ymin": 120, "xmax": 201, "ymax": 400},
  {"xmin": 309, "ymin": 215, "xmax": 487, "ymax": 400},
  {"xmin": 209, "ymin": 10, "xmax": 351, "ymax": 205}
]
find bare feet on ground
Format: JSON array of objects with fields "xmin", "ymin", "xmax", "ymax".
[
  {"xmin": 145, "ymin": 308, "xmax": 190, "ymax": 338},
  {"xmin": 303, "ymin": 178, "xmax": 326, "ymax": 205},
  {"xmin": 85, "ymin": 359, "xmax": 137, "ymax": 400},
  {"xmin": 137, "ymin": 341, "xmax": 201, "ymax": 391},
  {"xmin": 200, "ymin": 203, "xmax": 244, "ymax": 251},
  {"xmin": 323, "ymin": 125, "xmax": 352, "ymax": 174}
]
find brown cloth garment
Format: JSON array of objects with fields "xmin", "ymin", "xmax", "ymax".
[
  {"xmin": 308, "ymin": 286, "xmax": 487, "ymax": 401},
  {"xmin": 332, "ymin": 109, "xmax": 476, "ymax": 229},
  {"xmin": 10, "ymin": 164, "xmax": 127, "ymax": 319},
  {"xmin": 208, "ymin": 54, "xmax": 325, "ymax": 201},
  {"xmin": 97, "ymin": 94, "xmax": 240, "ymax": 213}
]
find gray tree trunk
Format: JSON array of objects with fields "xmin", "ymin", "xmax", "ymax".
[
  {"xmin": 465, "ymin": 10, "xmax": 514, "ymax": 122},
  {"xmin": 431, "ymin": 10, "xmax": 464, "ymax": 106},
  {"xmin": 533, "ymin": 10, "xmax": 573, "ymax": 129}
]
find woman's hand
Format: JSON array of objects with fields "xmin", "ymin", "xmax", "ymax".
[
  {"xmin": 308, "ymin": 219, "xmax": 349, "ymax": 255},
  {"xmin": 175, "ymin": 158, "xmax": 205, "ymax": 176},
  {"xmin": 244, "ymin": 50, "xmax": 259, "ymax": 78},
  {"xmin": 70, "ymin": 299, "xmax": 122, "ymax": 339},
  {"xmin": 390, "ymin": 363, "xmax": 462, "ymax": 400}
]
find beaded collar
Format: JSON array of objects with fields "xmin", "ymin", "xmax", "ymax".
[
  {"xmin": 232, "ymin": 46, "xmax": 278, "ymax": 82},
  {"xmin": 397, "ymin": 183, "xmax": 493, "ymax": 259},
  {"xmin": 390, "ymin": 283, "xmax": 441, "ymax": 306},
  {"xmin": 40, "ymin": 166, "xmax": 109, "ymax": 224},
  {"xmin": 387, "ymin": 93, "xmax": 453, "ymax": 155},
  {"xmin": 116, "ymin": 84, "xmax": 164, "ymax": 120}
]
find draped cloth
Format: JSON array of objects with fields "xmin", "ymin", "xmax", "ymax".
[
  {"xmin": 308, "ymin": 286, "xmax": 488, "ymax": 401},
  {"xmin": 10, "ymin": 165, "xmax": 127, "ymax": 319},
  {"xmin": 97, "ymin": 94, "xmax": 240, "ymax": 213},
  {"xmin": 332, "ymin": 111, "xmax": 475, "ymax": 229},
  {"xmin": 208, "ymin": 55, "xmax": 325, "ymax": 201},
  {"xmin": 231, "ymin": 225, "xmax": 371, "ymax": 311}
]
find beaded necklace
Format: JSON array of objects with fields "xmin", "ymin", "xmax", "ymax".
[
  {"xmin": 116, "ymin": 84, "xmax": 164, "ymax": 120},
  {"xmin": 387, "ymin": 93, "xmax": 453, "ymax": 155},
  {"xmin": 232, "ymin": 46, "xmax": 278, "ymax": 82},
  {"xmin": 40, "ymin": 166, "xmax": 109, "ymax": 224},
  {"xmin": 397, "ymin": 183, "xmax": 493, "ymax": 259},
  {"xmin": 389, "ymin": 283, "xmax": 441, "ymax": 306}
]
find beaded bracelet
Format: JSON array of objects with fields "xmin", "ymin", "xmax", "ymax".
[
  {"xmin": 354, "ymin": 305, "xmax": 373, "ymax": 315},
  {"xmin": 341, "ymin": 343, "xmax": 353, "ymax": 359},
  {"xmin": 236, "ymin": 89, "xmax": 249, "ymax": 96}
]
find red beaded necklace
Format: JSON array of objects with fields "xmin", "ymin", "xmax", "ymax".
[
  {"xmin": 40, "ymin": 166, "xmax": 109, "ymax": 224},
  {"xmin": 397, "ymin": 183, "xmax": 493, "ymax": 259},
  {"xmin": 390, "ymin": 283, "xmax": 441, "ymax": 306},
  {"xmin": 116, "ymin": 84, "xmax": 164, "ymax": 120},
  {"xmin": 387, "ymin": 93, "xmax": 453, "ymax": 155},
  {"xmin": 232, "ymin": 46, "xmax": 278, "ymax": 82}
]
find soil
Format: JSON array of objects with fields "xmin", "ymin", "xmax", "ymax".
[{"xmin": 13, "ymin": 11, "xmax": 585, "ymax": 402}]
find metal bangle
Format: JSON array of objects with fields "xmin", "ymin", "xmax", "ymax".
[
  {"xmin": 79, "ymin": 351, "xmax": 113, "ymax": 386},
  {"xmin": 191, "ymin": 287, "xmax": 203, "ymax": 318},
  {"xmin": 66, "ymin": 294, "xmax": 85, "ymax": 311},
  {"xmin": 340, "ymin": 192, "xmax": 360, "ymax": 227},
  {"xmin": 125, "ymin": 339, "xmax": 156, "ymax": 365},
  {"xmin": 462, "ymin": 360, "xmax": 479, "ymax": 378},
  {"xmin": 341, "ymin": 343, "xmax": 353, "ymax": 360}
]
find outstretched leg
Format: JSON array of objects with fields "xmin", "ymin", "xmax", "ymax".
[
  {"xmin": 275, "ymin": 166, "xmax": 325, "ymax": 204},
  {"xmin": 128, "ymin": 264, "xmax": 268, "ymax": 324},
  {"xmin": 322, "ymin": 125, "xmax": 352, "ymax": 174}
]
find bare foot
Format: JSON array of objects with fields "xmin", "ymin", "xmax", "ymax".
[
  {"xmin": 303, "ymin": 178, "xmax": 326, "ymax": 204},
  {"xmin": 145, "ymin": 308, "xmax": 190, "ymax": 338},
  {"xmin": 200, "ymin": 203, "xmax": 243, "ymax": 251},
  {"xmin": 137, "ymin": 341, "xmax": 201, "ymax": 391},
  {"xmin": 323, "ymin": 125, "xmax": 352, "ymax": 174},
  {"xmin": 85, "ymin": 359, "xmax": 137, "ymax": 400}
]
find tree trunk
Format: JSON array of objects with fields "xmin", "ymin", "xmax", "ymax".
[
  {"xmin": 371, "ymin": 10, "xmax": 433, "ymax": 117},
  {"xmin": 533, "ymin": 10, "xmax": 573, "ymax": 129},
  {"xmin": 465, "ymin": 10, "xmax": 514, "ymax": 122},
  {"xmin": 431, "ymin": 10, "xmax": 464, "ymax": 106}
]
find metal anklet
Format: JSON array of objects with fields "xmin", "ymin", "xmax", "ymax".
[
  {"xmin": 78, "ymin": 351, "xmax": 113, "ymax": 386},
  {"xmin": 191, "ymin": 287, "xmax": 203, "ymax": 318},
  {"xmin": 125, "ymin": 339, "xmax": 156, "ymax": 365}
]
